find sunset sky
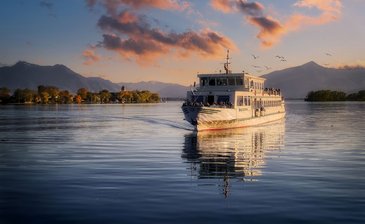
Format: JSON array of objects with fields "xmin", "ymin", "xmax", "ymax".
[{"xmin": 1, "ymin": 0, "xmax": 364, "ymax": 85}]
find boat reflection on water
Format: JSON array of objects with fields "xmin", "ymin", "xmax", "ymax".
[{"xmin": 182, "ymin": 121, "xmax": 285, "ymax": 183}]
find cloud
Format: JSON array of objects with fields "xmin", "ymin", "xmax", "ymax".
[
  {"xmin": 338, "ymin": 65, "xmax": 365, "ymax": 70},
  {"xmin": 210, "ymin": 0, "xmax": 342, "ymax": 48},
  {"xmin": 294, "ymin": 0, "xmax": 342, "ymax": 14},
  {"xmin": 210, "ymin": 0, "xmax": 235, "ymax": 13},
  {"xmin": 97, "ymin": 12, "xmax": 236, "ymax": 63},
  {"xmin": 288, "ymin": 0, "xmax": 342, "ymax": 30},
  {"xmin": 85, "ymin": 2, "xmax": 236, "ymax": 64},
  {"xmin": 40, "ymin": 0, "xmax": 53, "ymax": 10},
  {"xmin": 82, "ymin": 48, "xmax": 101, "ymax": 65},
  {"xmin": 40, "ymin": 0, "xmax": 56, "ymax": 17},
  {"xmin": 236, "ymin": 0, "xmax": 264, "ymax": 16},
  {"xmin": 247, "ymin": 16, "xmax": 284, "ymax": 47},
  {"xmin": 86, "ymin": 0, "xmax": 190, "ymax": 15}
]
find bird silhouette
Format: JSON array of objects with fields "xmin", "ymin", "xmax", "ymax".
[
  {"xmin": 251, "ymin": 54, "xmax": 259, "ymax": 59},
  {"xmin": 325, "ymin": 53, "xmax": 332, "ymax": 56}
]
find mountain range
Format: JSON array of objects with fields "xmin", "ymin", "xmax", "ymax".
[
  {"xmin": 263, "ymin": 61, "xmax": 365, "ymax": 99},
  {"xmin": 0, "ymin": 61, "xmax": 121, "ymax": 93},
  {"xmin": 0, "ymin": 61, "xmax": 364, "ymax": 99}
]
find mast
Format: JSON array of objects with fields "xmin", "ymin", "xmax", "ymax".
[{"xmin": 224, "ymin": 49, "xmax": 231, "ymax": 74}]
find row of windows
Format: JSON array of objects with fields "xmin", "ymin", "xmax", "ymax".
[
  {"xmin": 250, "ymin": 81, "xmax": 264, "ymax": 90},
  {"xmin": 192, "ymin": 95, "xmax": 230, "ymax": 104},
  {"xmin": 237, "ymin": 96, "xmax": 281, "ymax": 108},
  {"xmin": 262, "ymin": 100, "xmax": 281, "ymax": 107},
  {"xmin": 200, "ymin": 77, "xmax": 244, "ymax": 87},
  {"xmin": 192, "ymin": 95, "xmax": 281, "ymax": 107}
]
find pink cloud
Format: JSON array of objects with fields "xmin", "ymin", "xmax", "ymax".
[
  {"xmin": 97, "ymin": 12, "xmax": 236, "ymax": 64},
  {"xmin": 210, "ymin": 0, "xmax": 235, "ymax": 13},
  {"xmin": 87, "ymin": 0, "xmax": 190, "ymax": 15},
  {"xmin": 82, "ymin": 48, "xmax": 101, "ymax": 65},
  {"xmin": 210, "ymin": 0, "xmax": 342, "ymax": 48}
]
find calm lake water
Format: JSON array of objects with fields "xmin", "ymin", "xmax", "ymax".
[{"xmin": 0, "ymin": 101, "xmax": 364, "ymax": 224}]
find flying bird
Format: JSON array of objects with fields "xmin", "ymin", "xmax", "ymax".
[
  {"xmin": 264, "ymin": 66, "xmax": 272, "ymax": 70},
  {"xmin": 251, "ymin": 54, "xmax": 259, "ymax": 60},
  {"xmin": 252, "ymin": 65, "xmax": 261, "ymax": 68},
  {"xmin": 325, "ymin": 53, "xmax": 332, "ymax": 56},
  {"xmin": 275, "ymin": 55, "xmax": 284, "ymax": 59},
  {"xmin": 280, "ymin": 59, "xmax": 287, "ymax": 62}
]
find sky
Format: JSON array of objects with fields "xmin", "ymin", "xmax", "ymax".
[{"xmin": 1, "ymin": 0, "xmax": 364, "ymax": 85}]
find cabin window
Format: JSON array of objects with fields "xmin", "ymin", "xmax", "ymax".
[
  {"xmin": 200, "ymin": 77, "xmax": 208, "ymax": 86},
  {"xmin": 208, "ymin": 78, "xmax": 216, "ymax": 86},
  {"xmin": 217, "ymin": 77, "xmax": 228, "ymax": 86},
  {"xmin": 217, "ymin": 95, "xmax": 230, "ymax": 104},
  {"xmin": 228, "ymin": 77, "xmax": 235, "ymax": 85},
  {"xmin": 237, "ymin": 96, "xmax": 244, "ymax": 106},
  {"xmin": 236, "ymin": 77, "xmax": 244, "ymax": 85}
]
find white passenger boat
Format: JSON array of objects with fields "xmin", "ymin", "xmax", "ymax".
[{"xmin": 182, "ymin": 50, "xmax": 285, "ymax": 131}]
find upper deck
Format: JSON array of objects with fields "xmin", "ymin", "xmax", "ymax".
[{"xmin": 197, "ymin": 72, "xmax": 266, "ymax": 92}]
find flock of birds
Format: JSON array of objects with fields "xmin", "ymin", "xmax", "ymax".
[{"xmin": 249, "ymin": 52, "xmax": 333, "ymax": 73}]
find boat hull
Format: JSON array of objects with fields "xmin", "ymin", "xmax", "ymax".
[{"xmin": 182, "ymin": 105, "xmax": 285, "ymax": 131}]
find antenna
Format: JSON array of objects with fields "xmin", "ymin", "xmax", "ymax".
[{"xmin": 224, "ymin": 49, "xmax": 231, "ymax": 74}]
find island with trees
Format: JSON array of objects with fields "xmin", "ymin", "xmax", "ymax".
[
  {"xmin": 0, "ymin": 85, "xmax": 160, "ymax": 104},
  {"xmin": 305, "ymin": 90, "xmax": 365, "ymax": 101}
]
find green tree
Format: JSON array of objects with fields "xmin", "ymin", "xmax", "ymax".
[
  {"xmin": 37, "ymin": 86, "xmax": 60, "ymax": 103},
  {"xmin": 0, "ymin": 87, "xmax": 11, "ymax": 104},
  {"xmin": 305, "ymin": 90, "xmax": 347, "ymax": 101},
  {"xmin": 118, "ymin": 91, "xmax": 132, "ymax": 103},
  {"xmin": 149, "ymin": 93, "xmax": 160, "ymax": 103},
  {"xmin": 13, "ymin": 88, "xmax": 36, "ymax": 103},
  {"xmin": 99, "ymin": 89, "xmax": 111, "ymax": 104}
]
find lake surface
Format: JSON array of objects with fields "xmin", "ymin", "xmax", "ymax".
[{"xmin": 0, "ymin": 101, "xmax": 364, "ymax": 224}]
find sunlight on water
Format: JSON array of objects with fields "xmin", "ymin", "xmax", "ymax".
[{"xmin": 0, "ymin": 102, "xmax": 364, "ymax": 224}]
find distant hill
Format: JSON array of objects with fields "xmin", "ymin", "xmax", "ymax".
[
  {"xmin": 118, "ymin": 81, "xmax": 189, "ymax": 98},
  {"xmin": 2, "ymin": 60, "xmax": 363, "ymax": 99},
  {"xmin": 262, "ymin": 61, "xmax": 365, "ymax": 99},
  {"xmin": 0, "ymin": 61, "xmax": 121, "ymax": 93}
]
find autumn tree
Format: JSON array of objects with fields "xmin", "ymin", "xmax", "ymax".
[
  {"xmin": 77, "ymin": 88, "xmax": 88, "ymax": 102},
  {"xmin": 74, "ymin": 95, "xmax": 82, "ymax": 104},
  {"xmin": 59, "ymin": 90, "xmax": 73, "ymax": 104}
]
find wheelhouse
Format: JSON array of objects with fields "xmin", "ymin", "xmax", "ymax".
[{"xmin": 187, "ymin": 73, "xmax": 267, "ymax": 108}]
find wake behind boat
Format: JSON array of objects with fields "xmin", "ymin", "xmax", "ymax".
[{"xmin": 182, "ymin": 50, "xmax": 285, "ymax": 131}]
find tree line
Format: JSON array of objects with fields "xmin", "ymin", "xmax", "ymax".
[
  {"xmin": 0, "ymin": 85, "xmax": 160, "ymax": 104},
  {"xmin": 305, "ymin": 90, "xmax": 365, "ymax": 101}
]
